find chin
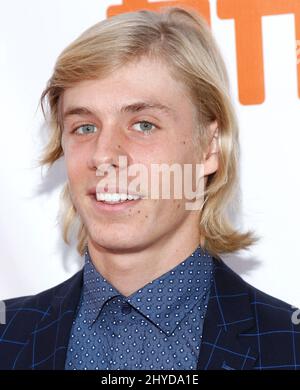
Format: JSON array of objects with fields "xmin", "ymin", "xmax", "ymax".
[
  {"xmin": 87, "ymin": 225, "xmax": 133, "ymax": 247},
  {"xmin": 87, "ymin": 227, "xmax": 153, "ymax": 254}
]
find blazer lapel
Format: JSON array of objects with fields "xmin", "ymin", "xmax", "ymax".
[
  {"xmin": 197, "ymin": 259, "xmax": 258, "ymax": 370},
  {"xmin": 14, "ymin": 270, "xmax": 83, "ymax": 370}
]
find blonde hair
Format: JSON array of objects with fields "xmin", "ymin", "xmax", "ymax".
[{"xmin": 39, "ymin": 6, "xmax": 257, "ymax": 257}]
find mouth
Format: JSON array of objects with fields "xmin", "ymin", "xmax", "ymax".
[{"xmin": 88, "ymin": 190, "xmax": 144, "ymax": 212}]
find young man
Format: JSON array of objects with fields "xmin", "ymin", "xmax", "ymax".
[{"xmin": 0, "ymin": 7, "xmax": 299, "ymax": 370}]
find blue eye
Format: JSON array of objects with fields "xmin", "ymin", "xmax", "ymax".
[
  {"xmin": 132, "ymin": 121, "xmax": 155, "ymax": 134},
  {"xmin": 74, "ymin": 124, "xmax": 97, "ymax": 135}
]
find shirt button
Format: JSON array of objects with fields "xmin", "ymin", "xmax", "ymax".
[{"xmin": 121, "ymin": 303, "xmax": 132, "ymax": 315}]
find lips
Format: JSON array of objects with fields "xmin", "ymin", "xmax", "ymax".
[
  {"xmin": 86, "ymin": 186, "xmax": 145, "ymax": 213},
  {"xmin": 88, "ymin": 192, "xmax": 142, "ymax": 212}
]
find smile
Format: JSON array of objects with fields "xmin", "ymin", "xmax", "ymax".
[{"xmin": 96, "ymin": 192, "xmax": 141, "ymax": 204}]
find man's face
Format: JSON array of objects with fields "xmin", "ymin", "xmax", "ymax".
[{"xmin": 61, "ymin": 57, "xmax": 215, "ymax": 253}]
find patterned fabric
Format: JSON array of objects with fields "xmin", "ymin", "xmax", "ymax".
[
  {"xmin": 0, "ymin": 258, "xmax": 299, "ymax": 370},
  {"xmin": 65, "ymin": 246, "xmax": 213, "ymax": 370}
]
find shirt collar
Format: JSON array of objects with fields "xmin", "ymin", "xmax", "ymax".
[
  {"xmin": 126, "ymin": 246, "xmax": 213, "ymax": 335},
  {"xmin": 82, "ymin": 245, "xmax": 213, "ymax": 335},
  {"xmin": 82, "ymin": 253, "xmax": 121, "ymax": 326}
]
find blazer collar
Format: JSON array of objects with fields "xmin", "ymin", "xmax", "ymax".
[{"xmin": 197, "ymin": 258, "xmax": 258, "ymax": 370}]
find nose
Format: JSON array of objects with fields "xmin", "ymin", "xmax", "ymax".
[{"xmin": 88, "ymin": 124, "xmax": 129, "ymax": 171}]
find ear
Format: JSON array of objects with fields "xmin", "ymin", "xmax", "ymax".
[{"xmin": 203, "ymin": 120, "xmax": 219, "ymax": 176}]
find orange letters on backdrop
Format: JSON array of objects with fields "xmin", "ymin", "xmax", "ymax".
[
  {"xmin": 218, "ymin": 0, "xmax": 300, "ymax": 104},
  {"xmin": 107, "ymin": 0, "xmax": 211, "ymax": 23},
  {"xmin": 107, "ymin": 0, "xmax": 300, "ymax": 105}
]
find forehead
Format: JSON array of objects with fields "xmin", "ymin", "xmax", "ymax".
[{"xmin": 61, "ymin": 58, "xmax": 193, "ymax": 119}]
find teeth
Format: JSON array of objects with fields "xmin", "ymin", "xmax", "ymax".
[{"xmin": 95, "ymin": 193, "xmax": 140, "ymax": 202}]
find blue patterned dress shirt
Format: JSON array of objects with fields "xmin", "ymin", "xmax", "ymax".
[{"xmin": 65, "ymin": 245, "xmax": 214, "ymax": 370}]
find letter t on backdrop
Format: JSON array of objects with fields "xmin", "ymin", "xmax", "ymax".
[{"xmin": 218, "ymin": 0, "xmax": 300, "ymax": 105}]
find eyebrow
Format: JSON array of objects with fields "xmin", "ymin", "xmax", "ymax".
[{"xmin": 62, "ymin": 101, "xmax": 175, "ymax": 121}]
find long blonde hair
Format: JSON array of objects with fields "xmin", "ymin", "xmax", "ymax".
[{"xmin": 39, "ymin": 6, "xmax": 257, "ymax": 257}]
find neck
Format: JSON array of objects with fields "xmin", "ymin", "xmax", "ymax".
[{"xmin": 87, "ymin": 230, "xmax": 200, "ymax": 297}]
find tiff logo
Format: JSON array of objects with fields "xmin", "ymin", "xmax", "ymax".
[{"xmin": 0, "ymin": 300, "xmax": 6, "ymax": 325}]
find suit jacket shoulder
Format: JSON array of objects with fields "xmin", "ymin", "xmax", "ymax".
[
  {"xmin": 217, "ymin": 259, "xmax": 296, "ymax": 323},
  {"xmin": 0, "ymin": 270, "xmax": 83, "ymax": 369},
  {"xmin": 197, "ymin": 260, "xmax": 300, "ymax": 370}
]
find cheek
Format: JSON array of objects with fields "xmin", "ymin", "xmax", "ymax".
[
  {"xmin": 64, "ymin": 148, "xmax": 87, "ymax": 183},
  {"xmin": 155, "ymin": 199, "xmax": 188, "ymax": 226},
  {"xmin": 162, "ymin": 140, "xmax": 196, "ymax": 163}
]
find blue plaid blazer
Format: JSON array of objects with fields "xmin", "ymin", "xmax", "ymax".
[{"xmin": 0, "ymin": 259, "xmax": 299, "ymax": 370}]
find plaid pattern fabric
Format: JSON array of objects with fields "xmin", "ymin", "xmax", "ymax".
[
  {"xmin": 0, "ymin": 259, "xmax": 299, "ymax": 370},
  {"xmin": 197, "ymin": 262, "xmax": 300, "ymax": 370}
]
